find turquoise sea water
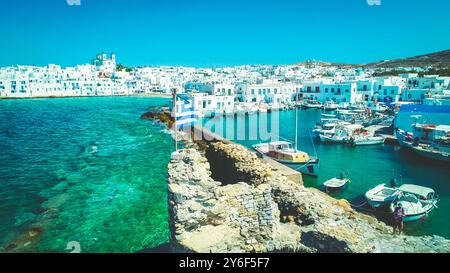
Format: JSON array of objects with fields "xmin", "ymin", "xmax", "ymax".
[
  {"xmin": 0, "ymin": 97, "xmax": 173, "ymax": 252},
  {"xmin": 1, "ymin": 98, "xmax": 449, "ymax": 253},
  {"xmin": 203, "ymin": 109, "xmax": 450, "ymax": 239}
]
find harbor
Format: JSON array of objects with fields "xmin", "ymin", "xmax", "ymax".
[
  {"xmin": 0, "ymin": 96, "xmax": 449, "ymax": 253},
  {"xmin": 199, "ymin": 105, "xmax": 450, "ymax": 239}
]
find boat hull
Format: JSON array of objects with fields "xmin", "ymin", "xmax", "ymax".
[
  {"xmin": 410, "ymin": 146, "xmax": 450, "ymax": 163},
  {"xmin": 319, "ymin": 134, "xmax": 344, "ymax": 143},
  {"xmin": 353, "ymin": 139, "xmax": 385, "ymax": 146},
  {"xmin": 367, "ymin": 199, "xmax": 393, "ymax": 209},
  {"xmin": 390, "ymin": 201, "xmax": 437, "ymax": 222},
  {"xmin": 284, "ymin": 159, "xmax": 319, "ymax": 177}
]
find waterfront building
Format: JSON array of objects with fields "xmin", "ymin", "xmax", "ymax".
[
  {"xmin": 190, "ymin": 92, "xmax": 235, "ymax": 115},
  {"xmin": 406, "ymin": 75, "xmax": 450, "ymax": 90},
  {"xmin": 300, "ymin": 81, "xmax": 359, "ymax": 104},
  {"xmin": 401, "ymin": 88, "xmax": 445, "ymax": 102},
  {"xmin": 236, "ymin": 82, "xmax": 301, "ymax": 104}
]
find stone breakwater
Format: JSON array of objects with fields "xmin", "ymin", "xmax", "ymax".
[{"xmin": 167, "ymin": 142, "xmax": 450, "ymax": 253}]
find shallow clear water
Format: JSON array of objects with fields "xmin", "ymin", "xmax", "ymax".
[
  {"xmin": 0, "ymin": 97, "xmax": 173, "ymax": 253},
  {"xmin": 203, "ymin": 109, "xmax": 450, "ymax": 239}
]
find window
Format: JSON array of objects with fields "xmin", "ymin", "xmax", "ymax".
[
  {"xmin": 331, "ymin": 88, "xmax": 334, "ymax": 93},
  {"xmin": 345, "ymin": 89, "xmax": 349, "ymax": 93},
  {"xmin": 325, "ymin": 88, "xmax": 328, "ymax": 93}
]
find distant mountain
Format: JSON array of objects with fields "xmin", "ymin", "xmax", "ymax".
[
  {"xmin": 363, "ymin": 49, "xmax": 450, "ymax": 68},
  {"xmin": 293, "ymin": 60, "xmax": 358, "ymax": 68},
  {"xmin": 294, "ymin": 49, "xmax": 450, "ymax": 69}
]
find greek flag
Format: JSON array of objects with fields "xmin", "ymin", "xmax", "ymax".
[{"xmin": 172, "ymin": 94, "xmax": 198, "ymax": 129}]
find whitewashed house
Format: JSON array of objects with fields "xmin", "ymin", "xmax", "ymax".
[{"xmin": 301, "ymin": 81, "xmax": 358, "ymax": 103}]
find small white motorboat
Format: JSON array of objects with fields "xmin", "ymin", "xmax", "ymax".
[
  {"xmin": 365, "ymin": 184, "xmax": 401, "ymax": 209},
  {"xmin": 323, "ymin": 102, "xmax": 339, "ymax": 111},
  {"xmin": 390, "ymin": 184, "xmax": 438, "ymax": 222},
  {"xmin": 312, "ymin": 122, "xmax": 337, "ymax": 137},
  {"xmin": 319, "ymin": 134, "xmax": 346, "ymax": 143},
  {"xmin": 302, "ymin": 100, "xmax": 323, "ymax": 109},
  {"xmin": 321, "ymin": 113, "xmax": 337, "ymax": 118},
  {"xmin": 323, "ymin": 174, "xmax": 350, "ymax": 192},
  {"xmin": 348, "ymin": 135, "xmax": 385, "ymax": 146}
]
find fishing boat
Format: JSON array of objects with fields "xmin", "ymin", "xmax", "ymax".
[
  {"xmin": 252, "ymin": 141, "xmax": 319, "ymax": 176},
  {"xmin": 348, "ymin": 135, "xmax": 385, "ymax": 146},
  {"xmin": 312, "ymin": 118, "xmax": 340, "ymax": 137},
  {"xmin": 321, "ymin": 113, "xmax": 336, "ymax": 118},
  {"xmin": 396, "ymin": 121, "xmax": 450, "ymax": 163},
  {"xmin": 319, "ymin": 123, "xmax": 363, "ymax": 143},
  {"xmin": 319, "ymin": 133, "xmax": 346, "ymax": 143},
  {"xmin": 322, "ymin": 173, "xmax": 350, "ymax": 192},
  {"xmin": 365, "ymin": 184, "xmax": 401, "ymax": 209},
  {"xmin": 410, "ymin": 142, "xmax": 450, "ymax": 163},
  {"xmin": 254, "ymin": 92, "xmax": 320, "ymax": 176},
  {"xmin": 302, "ymin": 100, "xmax": 323, "ymax": 109},
  {"xmin": 323, "ymin": 102, "xmax": 339, "ymax": 111},
  {"xmin": 390, "ymin": 184, "xmax": 438, "ymax": 222}
]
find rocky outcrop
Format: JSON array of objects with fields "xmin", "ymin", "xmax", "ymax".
[
  {"xmin": 140, "ymin": 110, "xmax": 174, "ymax": 128},
  {"xmin": 167, "ymin": 142, "xmax": 450, "ymax": 253}
]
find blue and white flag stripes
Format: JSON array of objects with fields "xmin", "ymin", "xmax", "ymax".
[{"xmin": 171, "ymin": 94, "xmax": 198, "ymax": 129}]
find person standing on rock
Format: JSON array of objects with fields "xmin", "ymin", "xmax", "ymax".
[{"xmin": 393, "ymin": 203, "xmax": 405, "ymax": 235}]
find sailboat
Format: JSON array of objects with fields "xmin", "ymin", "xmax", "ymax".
[{"xmin": 252, "ymin": 92, "xmax": 320, "ymax": 177}]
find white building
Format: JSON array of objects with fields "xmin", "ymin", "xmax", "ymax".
[
  {"xmin": 236, "ymin": 82, "xmax": 300, "ymax": 104},
  {"xmin": 190, "ymin": 93, "xmax": 235, "ymax": 114},
  {"xmin": 301, "ymin": 81, "xmax": 359, "ymax": 104},
  {"xmin": 92, "ymin": 53, "xmax": 116, "ymax": 76}
]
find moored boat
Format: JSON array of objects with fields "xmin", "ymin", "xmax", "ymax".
[
  {"xmin": 302, "ymin": 100, "xmax": 323, "ymax": 109},
  {"xmin": 365, "ymin": 184, "xmax": 401, "ymax": 209},
  {"xmin": 252, "ymin": 141, "xmax": 320, "ymax": 177},
  {"xmin": 390, "ymin": 184, "xmax": 438, "ymax": 222},
  {"xmin": 348, "ymin": 135, "xmax": 385, "ymax": 146},
  {"xmin": 319, "ymin": 133, "xmax": 346, "ymax": 143},
  {"xmin": 323, "ymin": 173, "xmax": 350, "ymax": 192},
  {"xmin": 323, "ymin": 102, "xmax": 339, "ymax": 111},
  {"xmin": 410, "ymin": 143, "xmax": 450, "ymax": 163}
]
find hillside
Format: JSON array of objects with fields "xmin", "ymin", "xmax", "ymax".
[
  {"xmin": 294, "ymin": 49, "xmax": 450, "ymax": 69},
  {"xmin": 364, "ymin": 49, "xmax": 450, "ymax": 68}
]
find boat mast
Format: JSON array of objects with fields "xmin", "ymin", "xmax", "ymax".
[
  {"xmin": 173, "ymin": 88, "xmax": 178, "ymax": 151},
  {"xmin": 295, "ymin": 88, "xmax": 299, "ymax": 150}
]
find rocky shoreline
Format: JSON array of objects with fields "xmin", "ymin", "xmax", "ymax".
[{"xmin": 167, "ymin": 141, "xmax": 450, "ymax": 253}]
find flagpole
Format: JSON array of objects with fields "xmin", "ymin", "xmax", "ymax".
[{"xmin": 173, "ymin": 88, "xmax": 178, "ymax": 151}]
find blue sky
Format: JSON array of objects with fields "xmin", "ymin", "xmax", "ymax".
[{"xmin": 0, "ymin": 0, "xmax": 449, "ymax": 67}]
